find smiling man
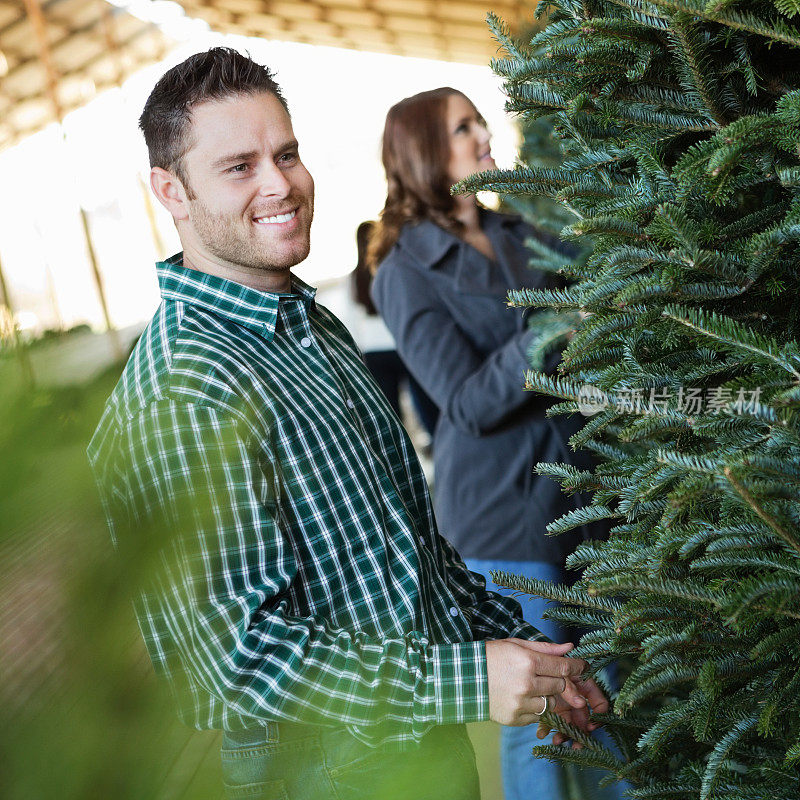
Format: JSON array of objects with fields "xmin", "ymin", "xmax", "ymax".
[
  {"xmin": 148, "ymin": 75, "xmax": 313, "ymax": 290},
  {"xmin": 88, "ymin": 48, "xmax": 608, "ymax": 800}
]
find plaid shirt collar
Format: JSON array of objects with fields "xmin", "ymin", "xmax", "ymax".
[{"xmin": 156, "ymin": 253, "xmax": 317, "ymax": 342}]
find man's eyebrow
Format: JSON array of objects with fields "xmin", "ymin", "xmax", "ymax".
[
  {"xmin": 277, "ymin": 139, "xmax": 300, "ymax": 155},
  {"xmin": 210, "ymin": 150, "xmax": 260, "ymax": 170}
]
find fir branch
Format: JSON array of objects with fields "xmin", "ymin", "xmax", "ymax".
[
  {"xmin": 618, "ymin": 660, "xmax": 699, "ymax": 707},
  {"xmin": 532, "ymin": 741, "xmax": 628, "ymax": 772},
  {"xmin": 605, "ymin": 0, "xmax": 673, "ymax": 28},
  {"xmin": 644, "ymin": 0, "xmax": 800, "ymax": 48},
  {"xmin": 489, "ymin": 572, "xmax": 623, "ymax": 612},
  {"xmin": 626, "ymin": 780, "xmax": 703, "ymax": 798},
  {"xmin": 538, "ymin": 709, "xmax": 619, "ymax": 753},
  {"xmin": 592, "ymin": 575, "xmax": 724, "ymax": 608},
  {"xmin": 547, "ymin": 503, "xmax": 622, "ymax": 534},
  {"xmin": 453, "ymin": 166, "xmax": 590, "ymax": 198},
  {"xmin": 723, "ymin": 466, "xmax": 800, "ymax": 555},
  {"xmin": 785, "ymin": 740, "xmax": 800, "ymax": 767},
  {"xmin": 749, "ymin": 623, "xmax": 800, "ymax": 659},
  {"xmin": 700, "ymin": 716, "xmax": 759, "ymax": 800},
  {"xmin": 716, "ymin": 202, "xmax": 790, "ymax": 243},
  {"xmin": 704, "ymin": 527, "xmax": 797, "ymax": 556},
  {"xmin": 522, "ymin": 370, "xmax": 594, "ymax": 400},
  {"xmin": 723, "ymin": 574, "xmax": 800, "ymax": 622},
  {"xmin": 534, "ymin": 462, "xmax": 613, "ymax": 491},
  {"xmin": 486, "ymin": 11, "xmax": 529, "ymax": 62},
  {"xmin": 662, "ymin": 305, "xmax": 800, "ymax": 380},
  {"xmin": 543, "ymin": 605, "xmax": 620, "ymax": 629},
  {"xmin": 689, "ymin": 551, "xmax": 800, "ymax": 578},
  {"xmin": 638, "ymin": 698, "xmax": 700, "ymax": 756},
  {"xmin": 667, "ymin": 12, "xmax": 729, "ymax": 126},
  {"xmin": 509, "ymin": 285, "xmax": 585, "ymax": 309}
]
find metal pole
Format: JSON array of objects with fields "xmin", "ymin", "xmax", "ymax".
[
  {"xmin": 100, "ymin": 4, "xmax": 166, "ymax": 263},
  {"xmin": 0, "ymin": 250, "xmax": 35, "ymax": 389},
  {"xmin": 23, "ymin": 0, "xmax": 123, "ymax": 360},
  {"xmin": 139, "ymin": 174, "xmax": 166, "ymax": 261},
  {"xmin": 79, "ymin": 206, "xmax": 119, "ymax": 342}
]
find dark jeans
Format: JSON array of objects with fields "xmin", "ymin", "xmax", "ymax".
[{"xmin": 221, "ymin": 721, "xmax": 480, "ymax": 800}]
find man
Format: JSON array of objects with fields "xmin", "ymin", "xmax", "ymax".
[{"xmin": 88, "ymin": 48, "xmax": 607, "ymax": 800}]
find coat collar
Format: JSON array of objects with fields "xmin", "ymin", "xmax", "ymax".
[{"xmin": 396, "ymin": 208, "xmax": 524, "ymax": 270}]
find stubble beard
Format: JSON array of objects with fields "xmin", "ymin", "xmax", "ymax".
[{"xmin": 188, "ymin": 195, "xmax": 313, "ymax": 273}]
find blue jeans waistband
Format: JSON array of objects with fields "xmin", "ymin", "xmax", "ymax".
[{"xmin": 224, "ymin": 720, "xmax": 318, "ymax": 748}]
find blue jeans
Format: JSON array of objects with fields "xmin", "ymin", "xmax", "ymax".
[
  {"xmin": 466, "ymin": 558, "xmax": 627, "ymax": 800},
  {"xmin": 220, "ymin": 720, "xmax": 480, "ymax": 800}
]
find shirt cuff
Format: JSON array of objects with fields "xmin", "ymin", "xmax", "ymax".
[{"xmin": 430, "ymin": 641, "xmax": 489, "ymax": 725}]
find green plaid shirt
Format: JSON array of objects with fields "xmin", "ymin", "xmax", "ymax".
[{"xmin": 88, "ymin": 256, "xmax": 543, "ymax": 747}]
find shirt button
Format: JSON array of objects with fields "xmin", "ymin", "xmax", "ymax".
[
  {"xmin": 346, "ymin": 399, "xmax": 355, "ymax": 409},
  {"xmin": 449, "ymin": 606, "xmax": 459, "ymax": 617},
  {"xmin": 300, "ymin": 336, "xmax": 312, "ymax": 348}
]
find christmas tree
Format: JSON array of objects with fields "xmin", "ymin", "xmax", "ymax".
[{"xmin": 456, "ymin": 1, "xmax": 800, "ymax": 797}]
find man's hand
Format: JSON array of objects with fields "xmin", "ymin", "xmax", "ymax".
[
  {"xmin": 537, "ymin": 675, "xmax": 610, "ymax": 748},
  {"xmin": 485, "ymin": 639, "xmax": 590, "ymax": 727}
]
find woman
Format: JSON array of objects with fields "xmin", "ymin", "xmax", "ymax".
[
  {"xmin": 350, "ymin": 220, "xmax": 439, "ymax": 440},
  {"xmin": 369, "ymin": 88, "xmax": 609, "ymax": 800}
]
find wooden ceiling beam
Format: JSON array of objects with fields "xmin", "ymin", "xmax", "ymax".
[
  {"xmin": 3, "ymin": 20, "xmax": 165, "ymax": 119},
  {"xmin": 0, "ymin": 0, "xmax": 541, "ymax": 153},
  {"xmin": 21, "ymin": 0, "xmax": 65, "ymax": 119},
  {"xmin": 0, "ymin": 13, "xmax": 111, "ymax": 90},
  {"xmin": 0, "ymin": 0, "xmax": 60, "ymax": 41}
]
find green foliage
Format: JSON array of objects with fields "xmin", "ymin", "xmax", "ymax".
[
  {"xmin": 471, "ymin": 1, "xmax": 800, "ymax": 797},
  {"xmin": 0, "ymin": 360, "xmax": 223, "ymax": 799}
]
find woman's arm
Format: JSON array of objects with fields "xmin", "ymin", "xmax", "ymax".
[{"xmin": 372, "ymin": 254, "xmax": 539, "ymax": 436}]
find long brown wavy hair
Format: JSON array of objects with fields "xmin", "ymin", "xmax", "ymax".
[{"xmin": 367, "ymin": 87, "xmax": 469, "ymax": 273}]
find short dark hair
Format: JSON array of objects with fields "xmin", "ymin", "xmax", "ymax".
[{"xmin": 139, "ymin": 47, "xmax": 289, "ymax": 192}]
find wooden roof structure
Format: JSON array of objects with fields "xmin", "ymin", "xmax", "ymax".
[
  {"xmin": 0, "ymin": 0, "xmax": 539, "ymax": 152},
  {"xmin": 0, "ymin": 0, "xmax": 172, "ymax": 151},
  {"xmin": 171, "ymin": 0, "xmax": 536, "ymax": 65},
  {"xmin": 0, "ymin": 0, "xmax": 540, "ymax": 352}
]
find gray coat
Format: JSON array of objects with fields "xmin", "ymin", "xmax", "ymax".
[{"xmin": 371, "ymin": 209, "xmax": 592, "ymax": 564}]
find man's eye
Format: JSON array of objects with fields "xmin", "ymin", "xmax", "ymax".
[
  {"xmin": 279, "ymin": 152, "xmax": 298, "ymax": 164},
  {"xmin": 229, "ymin": 164, "xmax": 248, "ymax": 173}
]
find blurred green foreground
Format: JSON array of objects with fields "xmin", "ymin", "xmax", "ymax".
[
  {"xmin": 0, "ymin": 331, "xmax": 504, "ymax": 800},
  {"xmin": 0, "ymin": 337, "xmax": 222, "ymax": 800}
]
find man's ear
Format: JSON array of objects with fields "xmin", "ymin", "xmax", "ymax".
[{"xmin": 150, "ymin": 167, "xmax": 190, "ymax": 221}]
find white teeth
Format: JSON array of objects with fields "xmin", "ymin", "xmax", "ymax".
[{"xmin": 255, "ymin": 210, "xmax": 297, "ymax": 224}]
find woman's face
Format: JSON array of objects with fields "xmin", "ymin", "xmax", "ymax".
[{"xmin": 445, "ymin": 93, "xmax": 496, "ymax": 185}]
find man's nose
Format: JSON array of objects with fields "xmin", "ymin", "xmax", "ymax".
[{"xmin": 257, "ymin": 164, "xmax": 292, "ymax": 198}]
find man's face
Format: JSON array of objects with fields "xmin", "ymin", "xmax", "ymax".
[{"xmin": 178, "ymin": 91, "xmax": 314, "ymax": 276}]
